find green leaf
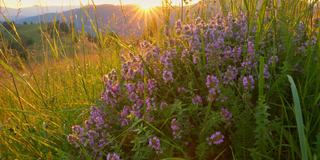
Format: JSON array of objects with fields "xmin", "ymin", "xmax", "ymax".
[{"xmin": 287, "ymin": 75, "xmax": 310, "ymax": 160}]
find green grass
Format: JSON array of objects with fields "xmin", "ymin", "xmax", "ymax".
[
  {"xmin": 16, "ymin": 24, "xmax": 42, "ymax": 44},
  {"xmin": 0, "ymin": 23, "xmax": 41, "ymax": 49},
  {"xmin": 0, "ymin": 46, "xmax": 121, "ymax": 158}
]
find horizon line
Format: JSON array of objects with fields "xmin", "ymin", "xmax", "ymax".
[{"xmin": 2, "ymin": 0, "xmax": 201, "ymax": 9}]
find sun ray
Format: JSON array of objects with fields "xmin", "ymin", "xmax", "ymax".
[{"xmin": 137, "ymin": 1, "xmax": 161, "ymax": 10}]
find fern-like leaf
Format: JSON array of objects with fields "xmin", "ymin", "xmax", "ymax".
[{"xmin": 252, "ymin": 57, "xmax": 270, "ymax": 159}]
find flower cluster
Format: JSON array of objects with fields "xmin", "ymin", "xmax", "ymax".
[
  {"xmin": 68, "ymin": 106, "xmax": 109, "ymax": 158},
  {"xmin": 67, "ymin": 13, "xmax": 301, "ymax": 158}
]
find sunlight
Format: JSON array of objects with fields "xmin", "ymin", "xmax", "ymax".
[{"xmin": 138, "ymin": 1, "xmax": 161, "ymax": 10}]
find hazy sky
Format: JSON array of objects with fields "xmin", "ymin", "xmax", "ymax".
[{"xmin": 3, "ymin": 0, "xmax": 200, "ymax": 8}]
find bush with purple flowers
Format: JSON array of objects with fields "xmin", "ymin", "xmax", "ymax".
[{"xmin": 67, "ymin": 12, "xmax": 319, "ymax": 160}]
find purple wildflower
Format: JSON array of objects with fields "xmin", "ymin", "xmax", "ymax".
[
  {"xmin": 86, "ymin": 107, "xmax": 106, "ymax": 129},
  {"xmin": 213, "ymin": 36, "xmax": 225, "ymax": 49},
  {"xmin": 103, "ymin": 69, "xmax": 117, "ymax": 82},
  {"xmin": 136, "ymin": 81, "xmax": 144, "ymax": 93},
  {"xmin": 192, "ymin": 95, "xmax": 203, "ymax": 105},
  {"xmin": 192, "ymin": 54, "xmax": 200, "ymax": 64},
  {"xmin": 147, "ymin": 79, "xmax": 156, "ymax": 95},
  {"xmin": 106, "ymin": 153, "xmax": 121, "ymax": 160},
  {"xmin": 264, "ymin": 64, "xmax": 270, "ymax": 79},
  {"xmin": 140, "ymin": 41, "xmax": 151, "ymax": 49},
  {"xmin": 241, "ymin": 60, "xmax": 253, "ymax": 68},
  {"xmin": 87, "ymin": 130, "xmax": 98, "ymax": 147},
  {"xmin": 121, "ymin": 57, "xmax": 144, "ymax": 80},
  {"xmin": 206, "ymin": 75, "xmax": 220, "ymax": 102},
  {"xmin": 183, "ymin": 24, "xmax": 192, "ymax": 35},
  {"xmin": 163, "ymin": 70, "xmax": 174, "ymax": 83},
  {"xmin": 243, "ymin": 76, "xmax": 248, "ymax": 90},
  {"xmin": 206, "ymin": 75, "xmax": 219, "ymax": 89},
  {"xmin": 207, "ymin": 131, "xmax": 225, "ymax": 145},
  {"xmin": 243, "ymin": 75, "xmax": 255, "ymax": 90},
  {"xmin": 128, "ymin": 92, "xmax": 139, "ymax": 102},
  {"xmin": 223, "ymin": 46, "xmax": 233, "ymax": 59},
  {"xmin": 145, "ymin": 97, "xmax": 155, "ymax": 112},
  {"xmin": 98, "ymin": 139, "xmax": 108, "ymax": 148},
  {"xmin": 101, "ymin": 73, "xmax": 120, "ymax": 107},
  {"xmin": 208, "ymin": 88, "xmax": 219, "ymax": 102},
  {"xmin": 249, "ymin": 75, "xmax": 255, "ymax": 89},
  {"xmin": 221, "ymin": 107, "xmax": 232, "ymax": 121},
  {"xmin": 148, "ymin": 136, "xmax": 161, "ymax": 152},
  {"xmin": 236, "ymin": 47, "xmax": 242, "ymax": 59},
  {"xmin": 181, "ymin": 49, "xmax": 190, "ymax": 59},
  {"xmin": 268, "ymin": 55, "xmax": 279, "ymax": 65},
  {"xmin": 151, "ymin": 47, "xmax": 160, "ymax": 58},
  {"xmin": 67, "ymin": 135, "xmax": 79, "ymax": 147},
  {"xmin": 120, "ymin": 106, "xmax": 130, "ymax": 126},
  {"xmin": 130, "ymin": 109, "xmax": 141, "ymax": 119},
  {"xmin": 247, "ymin": 40, "xmax": 255, "ymax": 55},
  {"xmin": 171, "ymin": 118, "xmax": 181, "ymax": 139},
  {"xmin": 160, "ymin": 51, "xmax": 173, "ymax": 68},
  {"xmin": 131, "ymin": 101, "xmax": 143, "ymax": 118},
  {"xmin": 72, "ymin": 125, "xmax": 84, "ymax": 135},
  {"xmin": 125, "ymin": 83, "xmax": 136, "ymax": 93},
  {"xmin": 176, "ymin": 19, "xmax": 182, "ymax": 34},
  {"xmin": 223, "ymin": 66, "xmax": 238, "ymax": 84}
]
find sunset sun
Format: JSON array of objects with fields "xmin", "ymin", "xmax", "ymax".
[{"xmin": 138, "ymin": 1, "xmax": 160, "ymax": 10}]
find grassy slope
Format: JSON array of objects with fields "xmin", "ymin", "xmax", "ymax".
[
  {"xmin": 0, "ymin": 24, "xmax": 41, "ymax": 47},
  {"xmin": 0, "ymin": 45, "xmax": 120, "ymax": 159},
  {"xmin": 16, "ymin": 24, "xmax": 42, "ymax": 44}
]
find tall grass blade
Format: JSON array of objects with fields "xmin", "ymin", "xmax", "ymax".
[
  {"xmin": 316, "ymin": 133, "xmax": 320, "ymax": 159},
  {"xmin": 287, "ymin": 75, "xmax": 309, "ymax": 160}
]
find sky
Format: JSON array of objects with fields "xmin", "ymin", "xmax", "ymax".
[{"xmin": 2, "ymin": 0, "xmax": 200, "ymax": 8}]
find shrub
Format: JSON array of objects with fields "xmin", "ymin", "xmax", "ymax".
[{"xmin": 67, "ymin": 13, "xmax": 317, "ymax": 159}]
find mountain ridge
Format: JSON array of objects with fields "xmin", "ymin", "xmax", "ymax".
[
  {"xmin": 0, "ymin": 5, "xmax": 79, "ymax": 21},
  {"xmin": 14, "ymin": 1, "xmax": 222, "ymax": 36}
]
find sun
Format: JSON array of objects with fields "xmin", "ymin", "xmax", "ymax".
[{"xmin": 138, "ymin": 2, "xmax": 160, "ymax": 10}]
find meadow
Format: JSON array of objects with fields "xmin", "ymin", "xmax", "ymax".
[{"xmin": 0, "ymin": 0, "xmax": 319, "ymax": 159}]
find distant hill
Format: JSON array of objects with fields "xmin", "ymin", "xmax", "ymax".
[
  {"xmin": 16, "ymin": 4, "xmax": 146, "ymax": 35},
  {"xmin": 16, "ymin": 1, "xmax": 221, "ymax": 36},
  {"xmin": 0, "ymin": 5, "xmax": 79, "ymax": 21},
  {"xmin": 0, "ymin": 7, "xmax": 19, "ymax": 20}
]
